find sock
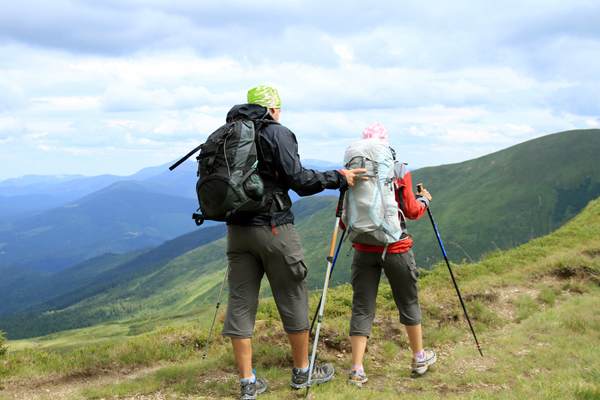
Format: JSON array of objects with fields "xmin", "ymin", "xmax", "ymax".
[
  {"xmin": 352, "ymin": 365, "xmax": 364, "ymax": 374},
  {"xmin": 414, "ymin": 350, "xmax": 425, "ymax": 361},
  {"xmin": 241, "ymin": 373, "xmax": 256, "ymax": 384},
  {"xmin": 295, "ymin": 365, "xmax": 309, "ymax": 374}
]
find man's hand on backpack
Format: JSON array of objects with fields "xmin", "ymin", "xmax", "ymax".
[{"xmin": 342, "ymin": 168, "xmax": 368, "ymax": 187}]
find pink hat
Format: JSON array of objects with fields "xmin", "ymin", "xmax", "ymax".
[{"xmin": 362, "ymin": 123, "xmax": 388, "ymax": 144}]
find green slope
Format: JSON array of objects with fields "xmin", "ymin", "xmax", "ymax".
[
  {"xmin": 0, "ymin": 249, "xmax": 148, "ymax": 316},
  {"xmin": 4, "ymin": 190, "xmax": 600, "ymax": 400},
  {"xmin": 0, "ymin": 266, "xmax": 50, "ymax": 298},
  {"xmin": 0, "ymin": 198, "xmax": 334, "ymax": 340},
  {"xmin": 0, "ymin": 224, "xmax": 228, "ymax": 339},
  {"xmin": 409, "ymin": 128, "xmax": 600, "ymax": 267}
]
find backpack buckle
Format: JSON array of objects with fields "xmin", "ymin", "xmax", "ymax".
[{"xmin": 192, "ymin": 213, "xmax": 205, "ymax": 226}]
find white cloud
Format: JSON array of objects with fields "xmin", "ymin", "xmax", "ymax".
[
  {"xmin": 70, "ymin": 55, "xmax": 241, "ymax": 81},
  {"xmin": 0, "ymin": 117, "xmax": 28, "ymax": 139},
  {"xmin": 333, "ymin": 44, "xmax": 354, "ymax": 61},
  {"xmin": 442, "ymin": 129, "xmax": 515, "ymax": 144},
  {"xmin": 504, "ymin": 124, "xmax": 535, "ymax": 136},
  {"xmin": 0, "ymin": 80, "xmax": 27, "ymax": 112},
  {"xmin": 104, "ymin": 120, "xmax": 142, "ymax": 130},
  {"xmin": 30, "ymin": 96, "xmax": 99, "ymax": 111},
  {"xmin": 24, "ymin": 131, "xmax": 47, "ymax": 139}
]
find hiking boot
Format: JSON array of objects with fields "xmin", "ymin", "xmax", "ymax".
[
  {"xmin": 347, "ymin": 368, "xmax": 368, "ymax": 387},
  {"xmin": 290, "ymin": 360, "xmax": 335, "ymax": 389},
  {"xmin": 240, "ymin": 372, "xmax": 267, "ymax": 400},
  {"xmin": 411, "ymin": 350, "xmax": 437, "ymax": 375}
]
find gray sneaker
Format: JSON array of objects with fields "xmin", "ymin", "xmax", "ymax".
[
  {"xmin": 240, "ymin": 371, "xmax": 267, "ymax": 400},
  {"xmin": 411, "ymin": 350, "xmax": 437, "ymax": 375},
  {"xmin": 347, "ymin": 368, "xmax": 368, "ymax": 387},
  {"xmin": 290, "ymin": 360, "xmax": 335, "ymax": 389}
]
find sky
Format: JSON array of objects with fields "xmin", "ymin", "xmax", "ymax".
[{"xmin": 1, "ymin": 0, "xmax": 599, "ymax": 181}]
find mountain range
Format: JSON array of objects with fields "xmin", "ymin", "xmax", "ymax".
[
  {"xmin": 0, "ymin": 129, "xmax": 599, "ymax": 340},
  {"xmin": 0, "ymin": 198, "xmax": 331, "ymax": 339},
  {"xmin": 0, "ymin": 159, "xmax": 340, "ymax": 274}
]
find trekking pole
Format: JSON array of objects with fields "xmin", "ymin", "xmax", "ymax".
[
  {"xmin": 202, "ymin": 267, "xmax": 229, "ymax": 359},
  {"xmin": 417, "ymin": 184, "xmax": 483, "ymax": 356},
  {"xmin": 309, "ymin": 229, "xmax": 346, "ymax": 336},
  {"xmin": 306, "ymin": 189, "xmax": 346, "ymax": 398}
]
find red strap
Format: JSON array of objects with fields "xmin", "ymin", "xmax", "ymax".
[{"xmin": 271, "ymin": 225, "xmax": 278, "ymax": 234}]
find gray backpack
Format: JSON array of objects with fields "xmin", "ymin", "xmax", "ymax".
[{"xmin": 341, "ymin": 139, "xmax": 406, "ymax": 257}]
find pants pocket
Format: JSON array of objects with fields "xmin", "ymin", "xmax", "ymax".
[
  {"xmin": 406, "ymin": 250, "xmax": 420, "ymax": 281},
  {"xmin": 285, "ymin": 248, "xmax": 308, "ymax": 281}
]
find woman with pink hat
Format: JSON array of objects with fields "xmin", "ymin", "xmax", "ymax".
[{"xmin": 342, "ymin": 123, "xmax": 436, "ymax": 387}]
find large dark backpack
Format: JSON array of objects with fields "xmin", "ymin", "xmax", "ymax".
[{"xmin": 170, "ymin": 118, "xmax": 278, "ymax": 226}]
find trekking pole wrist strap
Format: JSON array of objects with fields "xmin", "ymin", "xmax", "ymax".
[{"xmin": 335, "ymin": 188, "xmax": 347, "ymax": 218}]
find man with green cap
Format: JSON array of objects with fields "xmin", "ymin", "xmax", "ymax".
[{"xmin": 221, "ymin": 85, "xmax": 366, "ymax": 399}]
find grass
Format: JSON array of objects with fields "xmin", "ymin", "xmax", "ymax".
[
  {"xmin": 1, "ymin": 198, "xmax": 600, "ymax": 399},
  {"xmin": 2, "ymin": 283, "xmax": 600, "ymax": 399},
  {"xmin": 7, "ymin": 303, "xmax": 217, "ymax": 354}
]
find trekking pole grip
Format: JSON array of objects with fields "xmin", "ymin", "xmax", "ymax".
[{"xmin": 417, "ymin": 183, "xmax": 423, "ymax": 193}]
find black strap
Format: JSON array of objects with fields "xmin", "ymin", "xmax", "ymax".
[
  {"xmin": 240, "ymin": 168, "xmax": 256, "ymax": 183},
  {"xmin": 169, "ymin": 143, "xmax": 203, "ymax": 171},
  {"xmin": 192, "ymin": 213, "xmax": 205, "ymax": 226}
]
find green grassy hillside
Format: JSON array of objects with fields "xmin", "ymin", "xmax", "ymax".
[
  {"xmin": 0, "ymin": 224, "xmax": 228, "ymax": 338},
  {"xmin": 2, "ymin": 196, "xmax": 599, "ymax": 399},
  {"xmin": 410, "ymin": 128, "xmax": 600, "ymax": 267},
  {"xmin": 0, "ymin": 198, "xmax": 333, "ymax": 340},
  {"xmin": 0, "ymin": 249, "xmax": 148, "ymax": 316}
]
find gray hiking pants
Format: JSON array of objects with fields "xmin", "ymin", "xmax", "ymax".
[
  {"xmin": 350, "ymin": 249, "xmax": 422, "ymax": 337},
  {"xmin": 221, "ymin": 223, "xmax": 310, "ymax": 338}
]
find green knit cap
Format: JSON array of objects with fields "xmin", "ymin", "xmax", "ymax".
[{"xmin": 247, "ymin": 85, "xmax": 281, "ymax": 108}]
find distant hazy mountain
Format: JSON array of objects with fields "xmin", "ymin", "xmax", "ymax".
[
  {"xmin": 0, "ymin": 158, "xmax": 338, "ymax": 217},
  {"xmin": 0, "ymin": 161, "xmax": 199, "ymax": 217},
  {"xmin": 0, "ymin": 180, "xmax": 202, "ymax": 274},
  {"xmin": 0, "ymin": 156, "xmax": 343, "ymax": 274},
  {"xmin": 0, "ymin": 194, "xmax": 68, "ymax": 218},
  {"xmin": 0, "ymin": 174, "xmax": 86, "ymax": 188}
]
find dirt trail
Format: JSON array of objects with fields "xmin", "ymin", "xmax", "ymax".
[{"xmin": 0, "ymin": 365, "xmax": 185, "ymax": 400}]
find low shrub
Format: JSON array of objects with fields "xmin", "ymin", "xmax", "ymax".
[{"xmin": 0, "ymin": 330, "xmax": 7, "ymax": 357}]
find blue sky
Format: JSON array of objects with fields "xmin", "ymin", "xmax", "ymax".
[{"xmin": 1, "ymin": 0, "xmax": 599, "ymax": 181}]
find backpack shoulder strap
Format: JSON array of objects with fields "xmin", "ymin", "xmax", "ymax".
[{"xmin": 252, "ymin": 119, "xmax": 280, "ymax": 178}]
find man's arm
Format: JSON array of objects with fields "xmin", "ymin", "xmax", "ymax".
[{"xmin": 272, "ymin": 127, "xmax": 365, "ymax": 196}]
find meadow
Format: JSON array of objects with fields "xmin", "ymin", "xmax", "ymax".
[{"xmin": 1, "ymin": 198, "xmax": 599, "ymax": 399}]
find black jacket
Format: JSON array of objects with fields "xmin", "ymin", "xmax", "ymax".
[{"xmin": 225, "ymin": 103, "xmax": 348, "ymax": 226}]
